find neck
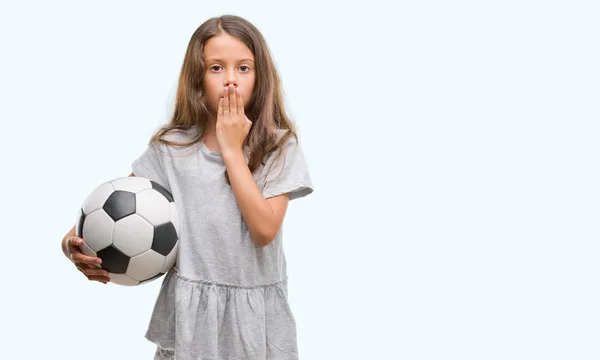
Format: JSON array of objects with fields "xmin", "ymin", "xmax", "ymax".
[{"xmin": 203, "ymin": 113, "xmax": 217, "ymax": 137}]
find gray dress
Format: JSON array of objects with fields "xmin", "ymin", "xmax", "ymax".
[{"xmin": 131, "ymin": 125, "xmax": 313, "ymax": 360}]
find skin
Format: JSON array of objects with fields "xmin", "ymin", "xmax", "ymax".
[{"xmin": 62, "ymin": 33, "xmax": 290, "ymax": 284}]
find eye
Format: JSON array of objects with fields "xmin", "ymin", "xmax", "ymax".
[
  {"xmin": 239, "ymin": 65, "xmax": 250, "ymax": 72},
  {"xmin": 209, "ymin": 65, "xmax": 222, "ymax": 72}
]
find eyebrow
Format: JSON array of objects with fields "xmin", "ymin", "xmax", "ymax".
[{"xmin": 205, "ymin": 58, "xmax": 255, "ymax": 63}]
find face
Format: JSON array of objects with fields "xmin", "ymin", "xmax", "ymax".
[{"xmin": 203, "ymin": 33, "xmax": 256, "ymax": 117}]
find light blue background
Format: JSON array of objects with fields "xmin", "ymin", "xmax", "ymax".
[{"xmin": 1, "ymin": 1, "xmax": 598, "ymax": 359}]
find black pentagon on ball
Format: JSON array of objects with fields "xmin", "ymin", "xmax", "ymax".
[
  {"xmin": 152, "ymin": 222, "xmax": 178, "ymax": 256},
  {"xmin": 151, "ymin": 180, "xmax": 174, "ymax": 202},
  {"xmin": 103, "ymin": 190, "xmax": 136, "ymax": 221},
  {"xmin": 76, "ymin": 208, "xmax": 86, "ymax": 237},
  {"xmin": 97, "ymin": 245, "xmax": 130, "ymax": 274}
]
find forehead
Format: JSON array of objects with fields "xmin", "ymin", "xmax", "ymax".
[{"xmin": 203, "ymin": 33, "xmax": 254, "ymax": 62}]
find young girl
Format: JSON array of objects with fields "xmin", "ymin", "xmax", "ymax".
[{"xmin": 60, "ymin": 15, "xmax": 313, "ymax": 360}]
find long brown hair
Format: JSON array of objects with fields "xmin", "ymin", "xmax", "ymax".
[{"xmin": 149, "ymin": 15, "xmax": 297, "ymax": 184}]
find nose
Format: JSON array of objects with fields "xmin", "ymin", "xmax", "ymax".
[{"xmin": 224, "ymin": 69, "xmax": 238, "ymax": 88}]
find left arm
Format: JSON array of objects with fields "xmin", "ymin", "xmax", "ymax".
[{"xmin": 222, "ymin": 149, "xmax": 289, "ymax": 247}]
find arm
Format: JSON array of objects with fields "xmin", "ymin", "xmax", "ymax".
[{"xmin": 222, "ymin": 150, "xmax": 288, "ymax": 247}]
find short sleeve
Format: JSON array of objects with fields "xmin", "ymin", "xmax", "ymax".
[
  {"xmin": 260, "ymin": 135, "xmax": 314, "ymax": 201},
  {"xmin": 131, "ymin": 142, "xmax": 171, "ymax": 193}
]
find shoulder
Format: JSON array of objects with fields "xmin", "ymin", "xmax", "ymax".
[
  {"xmin": 149, "ymin": 125, "xmax": 201, "ymax": 157},
  {"xmin": 273, "ymin": 129, "xmax": 299, "ymax": 151},
  {"xmin": 274, "ymin": 128, "xmax": 288, "ymax": 140},
  {"xmin": 158, "ymin": 125, "xmax": 200, "ymax": 144},
  {"xmin": 261, "ymin": 129, "xmax": 306, "ymax": 172},
  {"xmin": 259, "ymin": 129, "xmax": 300, "ymax": 169}
]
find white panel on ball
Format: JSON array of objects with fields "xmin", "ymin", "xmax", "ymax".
[
  {"xmin": 161, "ymin": 245, "xmax": 178, "ymax": 274},
  {"xmin": 79, "ymin": 242, "xmax": 96, "ymax": 257},
  {"xmin": 112, "ymin": 214, "xmax": 154, "ymax": 257},
  {"xmin": 82, "ymin": 182, "xmax": 114, "ymax": 215},
  {"xmin": 111, "ymin": 177, "xmax": 152, "ymax": 193},
  {"xmin": 82, "ymin": 210, "xmax": 115, "ymax": 252},
  {"xmin": 136, "ymin": 188, "xmax": 171, "ymax": 225},
  {"xmin": 108, "ymin": 273, "xmax": 140, "ymax": 286},
  {"xmin": 127, "ymin": 250, "xmax": 166, "ymax": 282}
]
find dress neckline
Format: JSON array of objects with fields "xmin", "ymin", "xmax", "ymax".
[{"xmin": 199, "ymin": 141, "xmax": 221, "ymax": 157}]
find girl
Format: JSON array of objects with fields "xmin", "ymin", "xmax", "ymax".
[{"xmin": 60, "ymin": 14, "xmax": 313, "ymax": 360}]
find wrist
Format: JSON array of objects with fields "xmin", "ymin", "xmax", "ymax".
[{"xmin": 221, "ymin": 148, "xmax": 245, "ymax": 162}]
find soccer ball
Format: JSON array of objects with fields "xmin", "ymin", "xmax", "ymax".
[{"xmin": 75, "ymin": 176, "xmax": 179, "ymax": 286}]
